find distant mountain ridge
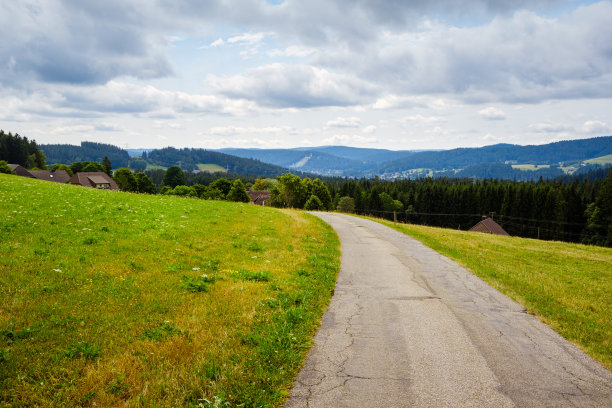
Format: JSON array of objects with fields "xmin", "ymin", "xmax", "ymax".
[
  {"xmin": 42, "ymin": 136, "xmax": 612, "ymax": 180},
  {"xmin": 380, "ymin": 137, "xmax": 612, "ymax": 174},
  {"xmin": 218, "ymin": 136, "xmax": 612, "ymax": 178}
]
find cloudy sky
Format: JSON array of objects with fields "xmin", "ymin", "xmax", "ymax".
[{"xmin": 1, "ymin": 0, "xmax": 611, "ymax": 150}]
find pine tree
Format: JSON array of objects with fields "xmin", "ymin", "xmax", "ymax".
[{"xmin": 103, "ymin": 156, "xmax": 112, "ymax": 176}]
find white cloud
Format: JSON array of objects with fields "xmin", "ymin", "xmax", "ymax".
[
  {"xmin": 528, "ymin": 122, "xmax": 574, "ymax": 133},
  {"xmin": 268, "ymin": 46, "xmax": 316, "ymax": 57},
  {"xmin": 362, "ymin": 125, "xmax": 377, "ymax": 134},
  {"xmin": 325, "ymin": 117, "xmax": 362, "ymax": 128},
  {"xmin": 227, "ymin": 32, "xmax": 267, "ymax": 45},
  {"xmin": 209, "ymin": 38, "xmax": 225, "ymax": 47},
  {"xmin": 478, "ymin": 107, "xmax": 506, "ymax": 120},
  {"xmin": 207, "ymin": 63, "xmax": 377, "ymax": 108},
  {"xmin": 322, "ymin": 134, "xmax": 378, "ymax": 145},
  {"xmin": 582, "ymin": 120, "xmax": 610, "ymax": 134},
  {"xmin": 209, "ymin": 125, "xmax": 293, "ymax": 136},
  {"xmin": 404, "ymin": 114, "xmax": 444, "ymax": 124}
]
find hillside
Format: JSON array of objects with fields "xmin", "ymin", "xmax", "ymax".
[
  {"xmin": 146, "ymin": 147, "xmax": 299, "ymax": 177},
  {"xmin": 41, "ymin": 141, "xmax": 131, "ymax": 168},
  {"xmin": 219, "ymin": 136, "xmax": 612, "ymax": 179},
  {"xmin": 380, "ymin": 136, "xmax": 612, "ymax": 175},
  {"xmin": 0, "ymin": 174, "xmax": 339, "ymax": 407}
]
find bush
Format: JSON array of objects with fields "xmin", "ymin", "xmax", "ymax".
[
  {"xmin": 227, "ymin": 179, "xmax": 250, "ymax": 203},
  {"xmin": 167, "ymin": 185, "xmax": 197, "ymax": 197},
  {"xmin": 0, "ymin": 160, "xmax": 14, "ymax": 175},
  {"xmin": 304, "ymin": 194, "xmax": 323, "ymax": 210},
  {"xmin": 336, "ymin": 196, "xmax": 355, "ymax": 213}
]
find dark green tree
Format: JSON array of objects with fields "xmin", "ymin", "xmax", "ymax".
[
  {"xmin": 102, "ymin": 156, "xmax": 112, "ymax": 176},
  {"xmin": 227, "ymin": 179, "xmax": 250, "ymax": 203},
  {"xmin": 113, "ymin": 168, "xmax": 138, "ymax": 192},
  {"xmin": 304, "ymin": 194, "xmax": 323, "ymax": 210},
  {"xmin": 336, "ymin": 196, "xmax": 356, "ymax": 213},
  {"xmin": 50, "ymin": 163, "xmax": 74, "ymax": 176},
  {"xmin": 135, "ymin": 172, "xmax": 156, "ymax": 194},
  {"xmin": 210, "ymin": 178, "xmax": 232, "ymax": 197},
  {"xmin": 162, "ymin": 166, "xmax": 185, "ymax": 188},
  {"xmin": 274, "ymin": 173, "xmax": 306, "ymax": 208}
]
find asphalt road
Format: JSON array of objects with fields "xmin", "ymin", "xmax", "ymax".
[{"xmin": 285, "ymin": 213, "xmax": 612, "ymax": 408}]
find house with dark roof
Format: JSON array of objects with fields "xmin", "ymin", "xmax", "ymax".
[
  {"xmin": 8, "ymin": 164, "xmax": 35, "ymax": 178},
  {"xmin": 247, "ymin": 190, "xmax": 271, "ymax": 206},
  {"xmin": 469, "ymin": 217, "xmax": 510, "ymax": 236},
  {"xmin": 29, "ymin": 170, "xmax": 71, "ymax": 184},
  {"xmin": 69, "ymin": 172, "xmax": 119, "ymax": 190}
]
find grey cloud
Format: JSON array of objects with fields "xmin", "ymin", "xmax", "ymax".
[
  {"xmin": 319, "ymin": 2, "xmax": 612, "ymax": 104},
  {"xmin": 0, "ymin": 0, "xmax": 173, "ymax": 86},
  {"xmin": 207, "ymin": 63, "xmax": 378, "ymax": 108}
]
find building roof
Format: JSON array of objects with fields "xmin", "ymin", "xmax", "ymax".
[
  {"xmin": 469, "ymin": 217, "xmax": 510, "ymax": 236},
  {"xmin": 247, "ymin": 190, "xmax": 271, "ymax": 205},
  {"xmin": 69, "ymin": 172, "xmax": 119, "ymax": 190},
  {"xmin": 8, "ymin": 164, "xmax": 35, "ymax": 178},
  {"xmin": 87, "ymin": 175, "xmax": 111, "ymax": 184},
  {"xmin": 29, "ymin": 170, "xmax": 71, "ymax": 183}
]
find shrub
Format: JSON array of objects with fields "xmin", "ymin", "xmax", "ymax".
[
  {"xmin": 0, "ymin": 160, "xmax": 14, "ymax": 175},
  {"xmin": 227, "ymin": 179, "xmax": 250, "ymax": 203},
  {"xmin": 336, "ymin": 196, "xmax": 355, "ymax": 213},
  {"xmin": 304, "ymin": 194, "xmax": 323, "ymax": 210}
]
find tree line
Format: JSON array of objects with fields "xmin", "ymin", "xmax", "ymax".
[
  {"xmin": 0, "ymin": 130, "xmax": 47, "ymax": 169},
  {"xmin": 324, "ymin": 170, "xmax": 612, "ymax": 247}
]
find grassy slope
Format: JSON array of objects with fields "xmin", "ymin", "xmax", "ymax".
[
  {"xmin": 371, "ymin": 218, "xmax": 611, "ymax": 370},
  {"xmin": 585, "ymin": 154, "xmax": 612, "ymax": 165},
  {"xmin": 197, "ymin": 164, "xmax": 227, "ymax": 173},
  {"xmin": 0, "ymin": 174, "xmax": 339, "ymax": 407}
]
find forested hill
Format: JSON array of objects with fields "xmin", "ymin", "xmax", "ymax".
[
  {"xmin": 380, "ymin": 136, "xmax": 612, "ymax": 173},
  {"xmin": 41, "ymin": 142, "xmax": 130, "ymax": 168},
  {"xmin": 146, "ymin": 147, "xmax": 298, "ymax": 177}
]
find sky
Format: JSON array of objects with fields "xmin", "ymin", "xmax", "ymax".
[{"xmin": 1, "ymin": 0, "xmax": 611, "ymax": 151}]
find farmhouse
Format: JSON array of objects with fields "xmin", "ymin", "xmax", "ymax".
[
  {"xmin": 469, "ymin": 216, "xmax": 510, "ymax": 236},
  {"xmin": 29, "ymin": 170, "xmax": 71, "ymax": 183},
  {"xmin": 69, "ymin": 172, "xmax": 119, "ymax": 190},
  {"xmin": 247, "ymin": 190, "xmax": 271, "ymax": 206},
  {"xmin": 8, "ymin": 164, "xmax": 35, "ymax": 178}
]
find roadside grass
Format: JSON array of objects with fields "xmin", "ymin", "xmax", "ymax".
[
  {"xmin": 0, "ymin": 174, "xmax": 340, "ymax": 407},
  {"xmin": 197, "ymin": 164, "xmax": 227, "ymax": 173},
  {"xmin": 369, "ymin": 217, "xmax": 612, "ymax": 370}
]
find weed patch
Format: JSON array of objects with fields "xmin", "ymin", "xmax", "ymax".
[
  {"xmin": 232, "ymin": 269, "xmax": 271, "ymax": 282},
  {"xmin": 142, "ymin": 323, "xmax": 182, "ymax": 341},
  {"xmin": 182, "ymin": 274, "xmax": 217, "ymax": 292},
  {"xmin": 64, "ymin": 342, "xmax": 101, "ymax": 360}
]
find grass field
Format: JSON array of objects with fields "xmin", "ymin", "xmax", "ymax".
[
  {"xmin": 511, "ymin": 164, "xmax": 551, "ymax": 171},
  {"xmin": 585, "ymin": 154, "xmax": 612, "ymax": 165},
  {"xmin": 144, "ymin": 164, "xmax": 166, "ymax": 170},
  {"xmin": 372, "ymin": 218, "xmax": 612, "ymax": 370},
  {"xmin": 0, "ymin": 174, "xmax": 339, "ymax": 407},
  {"xmin": 197, "ymin": 164, "xmax": 227, "ymax": 173}
]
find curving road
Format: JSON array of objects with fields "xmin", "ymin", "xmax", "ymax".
[{"xmin": 285, "ymin": 213, "xmax": 612, "ymax": 408}]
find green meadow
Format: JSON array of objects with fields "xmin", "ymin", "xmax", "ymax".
[
  {"xmin": 374, "ymin": 218, "xmax": 612, "ymax": 370},
  {"xmin": 197, "ymin": 164, "xmax": 227, "ymax": 173},
  {"xmin": 585, "ymin": 154, "xmax": 612, "ymax": 165},
  {"xmin": 0, "ymin": 174, "xmax": 339, "ymax": 407}
]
